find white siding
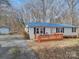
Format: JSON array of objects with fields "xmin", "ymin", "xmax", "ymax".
[
  {"xmin": 45, "ymin": 28, "xmax": 56, "ymax": 34},
  {"xmin": 76, "ymin": 28, "xmax": 79, "ymax": 37},
  {"xmin": 64, "ymin": 28, "xmax": 77, "ymax": 36},
  {"xmin": 29, "ymin": 28, "xmax": 34, "ymax": 39},
  {"xmin": 45, "ymin": 27, "xmax": 77, "ymax": 36},
  {"xmin": 28, "ymin": 27, "xmax": 78, "ymax": 40},
  {"xmin": 51, "ymin": 28, "xmax": 56, "ymax": 34},
  {"xmin": 45, "ymin": 28, "xmax": 51, "ymax": 34}
]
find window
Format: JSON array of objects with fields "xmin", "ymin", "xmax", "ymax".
[
  {"xmin": 61, "ymin": 28, "xmax": 64, "ymax": 33},
  {"xmin": 56, "ymin": 28, "xmax": 64, "ymax": 33},
  {"xmin": 40, "ymin": 28, "xmax": 43, "ymax": 34},
  {"xmin": 56, "ymin": 28, "xmax": 60, "ymax": 33},
  {"xmin": 72, "ymin": 27, "xmax": 76, "ymax": 32},
  {"xmin": 36, "ymin": 28, "xmax": 39, "ymax": 33},
  {"xmin": 34, "ymin": 27, "xmax": 39, "ymax": 34},
  {"xmin": 34, "ymin": 27, "xmax": 36, "ymax": 34},
  {"xmin": 43, "ymin": 27, "xmax": 45, "ymax": 34},
  {"xmin": 34, "ymin": 27, "xmax": 45, "ymax": 34}
]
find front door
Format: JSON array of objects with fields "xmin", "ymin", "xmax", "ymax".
[{"xmin": 40, "ymin": 27, "xmax": 45, "ymax": 35}]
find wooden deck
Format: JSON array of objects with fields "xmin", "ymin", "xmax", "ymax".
[{"xmin": 35, "ymin": 33, "xmax": 63, "ymax": 42}]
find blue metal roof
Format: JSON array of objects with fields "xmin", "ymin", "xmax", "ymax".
[{"xmin": 28, "ymin": 22, "xmax": 76, "ymax": 28}]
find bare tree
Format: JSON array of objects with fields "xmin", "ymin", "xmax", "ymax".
[
  {"xmin": 66, "ymin": 0, "xmax": 78, "ymax": 25},
  {"xmin": 9, "ymin": 0, "xmax": 79, "ymax": 26}
]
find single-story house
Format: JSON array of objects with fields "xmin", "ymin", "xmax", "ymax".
[{"xmin": 25, "ymin": 22, "xmax": 78, "ymax": 39}]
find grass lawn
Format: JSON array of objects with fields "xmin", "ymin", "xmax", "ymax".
[
  {"xmin": 27, "ymin": 38, "xmax": 79, "ymax": 50},
  {"xmin": 27, "ymin": 38, "xmax": 79, "ymax": 59}
]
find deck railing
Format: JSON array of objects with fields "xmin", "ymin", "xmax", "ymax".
[{"xmin": 35, "ymin": 33, "xmax": 63, "ymax": 42}]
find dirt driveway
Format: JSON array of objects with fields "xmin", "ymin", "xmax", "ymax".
[{"xmin": 0, "ymin": 35, "xmax": 37, "ymax": 59}]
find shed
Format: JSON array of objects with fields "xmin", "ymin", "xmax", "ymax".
[{"xmin": 0, "ymin": 26, "xmax": 10, "ymax": 34}]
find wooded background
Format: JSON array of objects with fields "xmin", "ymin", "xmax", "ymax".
[{"xmin": 0, "ymin": 0, "xmax": 79, "ymax": 34}]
